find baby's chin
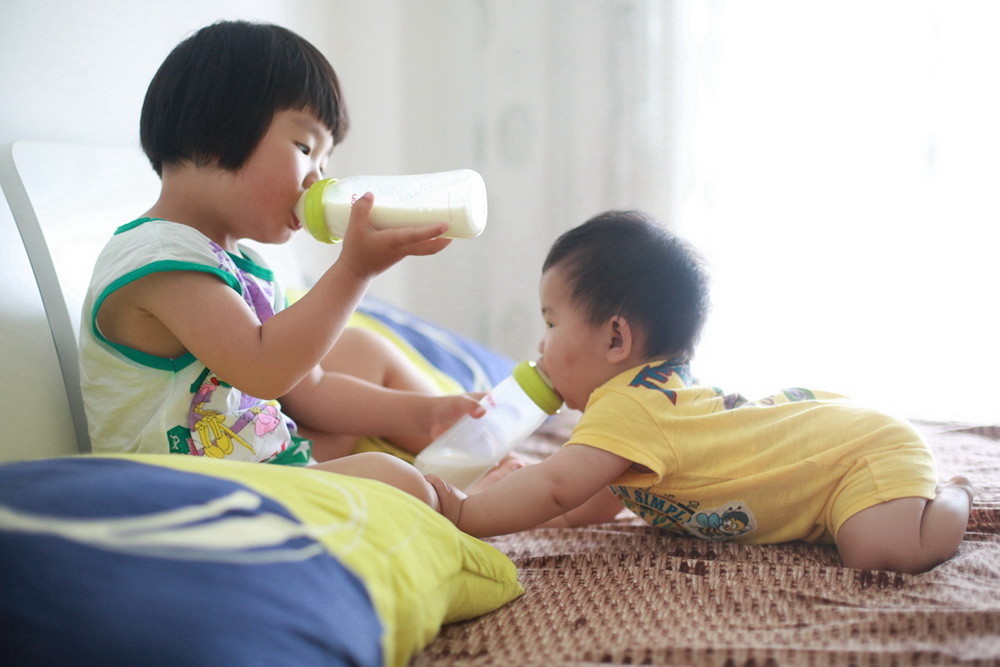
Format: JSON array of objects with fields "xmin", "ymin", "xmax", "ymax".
[
  {"xmin": 548, "ymin": 385, "xmax": 572, "ymax": 410},
  {"xmin": 566, "ymin": 383, "xmax": 606, "ymax": 412},
  {"xmin": 561, "ymin": 392, "xmax": 585, "ymax": 412}
]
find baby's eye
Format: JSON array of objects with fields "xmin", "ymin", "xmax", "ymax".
[
  {"xmin": 545, "ymin": 321, "xmax": 554, "ymax": 329},
  {"xmin": 296, "ymin": 143, "xmax": 311, "ymax": 156}
]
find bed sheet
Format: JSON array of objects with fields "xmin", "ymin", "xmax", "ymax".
[{"xmin": 417, "ymin": 415, "xmax": 1000, "ymax": 665}]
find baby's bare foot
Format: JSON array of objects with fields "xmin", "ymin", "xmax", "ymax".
[{"xmin": 942, "ymin": 475, "xmax": 976, "ymax": 504}]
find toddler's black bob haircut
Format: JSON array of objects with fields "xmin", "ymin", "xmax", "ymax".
[
  {"xmin": 140, "ymin": 20, "xmax": 348, "ymax": 176},
  {"xmin": 543, "ymin": 210, "xmax": 710, "ymax": 363}
]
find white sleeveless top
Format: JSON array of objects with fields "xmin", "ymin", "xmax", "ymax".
[{"xmin": 79, "ymin": 218, "xmax": 311, "ymax": 465}]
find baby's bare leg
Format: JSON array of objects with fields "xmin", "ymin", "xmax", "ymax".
[
  {"xmin": 836, "ymin": 475, "xmax": 974, "ymax": 574},
  {"xmin": 310, "ymin": 452, "xmax": 439, "ymax": 511}
]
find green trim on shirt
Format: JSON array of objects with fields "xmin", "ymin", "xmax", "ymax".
[
  {"xmin": 91, "ymin": 260, "xmax": 243, "ymax": 372},
  {"xmin": 114, "ymin": 217, "xmax": 159, "ymax": 234},
  {"xmin": 116, "ymin": 218, "xmax": 275, "ymax": 282},
  {"xmin": 229, "ymin": 251, "xmax": 274, "ymax": 281}
]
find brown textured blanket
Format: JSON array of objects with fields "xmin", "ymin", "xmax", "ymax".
[{"xmin": 416, "ymin": 417, "xmax": 1000, "ymax": 665}]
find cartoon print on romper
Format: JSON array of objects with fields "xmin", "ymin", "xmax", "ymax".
[
  {"xmin": 627, "ymin": 361, "xmax": 698, "ymax": 405},
  {"xmin": 617, "ymin": 362, "xmax": 774, "ymax": 540},
  {"xmin": 610, "ymin": 486, "xmax": 758, "ymax": 540},
  {"xmin": 714, "ymin": 386, "xmax": 818, "ymax": 411},
  {"xmin": 687, "ymin": 501, "xmax": 756, "ymax": 540}
]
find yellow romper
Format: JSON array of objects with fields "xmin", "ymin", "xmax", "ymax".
[{"xmin": 569, "ymin": 361, "xmax": 938, "ymax": 544}]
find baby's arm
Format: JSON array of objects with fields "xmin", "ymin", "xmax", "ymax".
[
  {"xmin": 429, "ymin": 444, "xmax": 632, "ymax": 538},
  {"xmin": 538, "ymin": 486, "xmax": 625, "ymax": 528}
]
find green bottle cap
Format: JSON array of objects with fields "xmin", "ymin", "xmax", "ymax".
[
  {"xmin": 511, "ymin": 360, "xmax": 562, "ymax": 415},
  {"xmin": 303, "ymin": 178, "xmax": 340, "ymax": 243}
]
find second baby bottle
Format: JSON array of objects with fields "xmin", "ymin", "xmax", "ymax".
[
  {"xmin": 415, "ymin": 361, "xmax": 562, "ymax": 491},
  {"xmin": 295, "ymin": 169, "xmax": 488, "ymax": 243}
]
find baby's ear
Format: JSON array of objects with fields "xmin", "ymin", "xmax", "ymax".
[{"xmin": 607, "ymin": 315, "xmax": 636, "ymax": 363}]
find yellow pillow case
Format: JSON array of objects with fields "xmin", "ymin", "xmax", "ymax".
[{"xmin": 108, "ymin": 454, "xmax": 523, "ymax": 666}]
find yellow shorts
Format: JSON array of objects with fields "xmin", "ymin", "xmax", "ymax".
[{"xmin": 827, "ymin": 434, "xmax": 938, "ymax": 540}]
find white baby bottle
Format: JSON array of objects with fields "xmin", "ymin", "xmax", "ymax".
[
  {"xmin": 295, "ymin": 169, "xmax": 488, "ymax": 243},
  {"xmin": 415, "ymin": 361, "xmax": 562, "ymax": 491}
]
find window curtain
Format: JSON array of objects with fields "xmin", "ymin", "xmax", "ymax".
[
  {"xmin": 671, "ymin": 1, "xmax": 999, "ymax": 422},
  {"xmin": 396, "ymin": 0, "xmax": 997, "ymax": 423}
]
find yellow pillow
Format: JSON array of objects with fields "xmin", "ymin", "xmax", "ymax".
[{"xmin": 105, "ymin": 454, "xmax": 523, "ymax": 666}]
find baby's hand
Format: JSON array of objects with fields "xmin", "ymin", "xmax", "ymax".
[
  {"xmin": 339, "ymin": 192, "xmax": 452, "ymax": 279},
  {"xmin": 426, "ymin": 474, "xmax": 467, "ymax": 526}
]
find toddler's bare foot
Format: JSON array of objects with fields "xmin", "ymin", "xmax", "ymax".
[
  {"xmin": 468, "ymin": 455, "xmax": 526, "ymax": 493},
  {"xmin": 427, "ymin": 393, "xmax": 486, "ymax": 439}
]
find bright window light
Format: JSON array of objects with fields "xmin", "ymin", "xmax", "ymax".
[{"xmin": 676, "ymin": 2, "xmax": 999, "ymax": 423}]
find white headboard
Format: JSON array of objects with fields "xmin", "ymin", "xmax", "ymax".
[
  {"xmin": 0, "ymin": 141, "xmax": 161, "ymax": 454},
  {"xmin": 0, "ymin": 141, "xmax": 313, "ymax": 460}
]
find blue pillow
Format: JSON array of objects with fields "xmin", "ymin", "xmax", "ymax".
[
  {"xmin": 0, "ymin": 455, "xmax": 523, "ymax": 666},
  {"xmin": 0, "ymin": 457, "xmax": 381, "ymax": 665},
  {"xmin": 356, "ymin": 296, "xmax": 514, "ymax": 392}
]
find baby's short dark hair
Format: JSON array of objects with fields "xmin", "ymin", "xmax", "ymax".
[
  {"xmin": 140, "ymin": 20, "xmax": 348, "ymax": 176},
  {"xmin": 543, "ymin": 210, "xmax": 710, "ymax": 362}
]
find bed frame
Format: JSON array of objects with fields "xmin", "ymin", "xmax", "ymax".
[{"xmin": 0, "ymin": 141, "xmax": 306, "ymax": 461}]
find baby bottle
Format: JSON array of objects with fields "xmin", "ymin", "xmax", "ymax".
[
  {"xmin": 295, "ymin": 169, "xmax": 488, "ymax": 243},
  {"xmin": 415, "ymin": 361, "xmax": 562, "ymax": 491}
]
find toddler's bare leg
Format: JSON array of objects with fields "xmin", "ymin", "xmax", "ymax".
[
  {"xmin": 836, "ymin": 475, "xmax": 974, "ymax": 574},
  {"xmin": 309, "ymin": 328, "xmax": 484, "ymax": 455},
  {"xmin": 322, "ymin": 327, "xmax": 440, "ymax": 394},
  {"xmin": 297, "ymin": 427, "xmax": 359, "ymax": 462},
  {"xmin": 310, "ymin": 452, "xmax": 439, "ymax": 511}
]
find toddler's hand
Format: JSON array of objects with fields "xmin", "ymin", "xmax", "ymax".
[
  {"xmin": 426, "ymin": 474, "xmax": 467, "ymax": 526},
  {"xmin": 339, "ymin": 192, "xmax": 452, "ymax": 279}
]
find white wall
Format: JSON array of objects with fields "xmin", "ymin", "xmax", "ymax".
[
  {"xmin": 0, "ymin": 0, "xmax": 669, "ymax": 365},
  {"xmin": 0, "ymin": 0, "xmax": 407, "ymax": 296},
  {"xmin": 387, "ymin": 2, "xmax": 681, "ymax": 358}
]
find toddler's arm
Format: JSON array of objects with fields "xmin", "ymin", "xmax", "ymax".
[
  {"xmin": 428, "ymin": 444, "xmax": 632, "ymax": 537},
  {"xmin": 119, "ymin": 194, "xmax": 450, "ymax": 399}
]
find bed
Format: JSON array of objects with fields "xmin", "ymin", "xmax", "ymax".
[
  {"xmin": 2, "ymin": 141, "xmax": 999, "ymax": 665},
  {"xmin": 416, "ymin": 415, "xmax": 1000, "ymax": 665},
  {"xmin": 4, "ymin": 366, "xmax": 997, "ymax": 666}
]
